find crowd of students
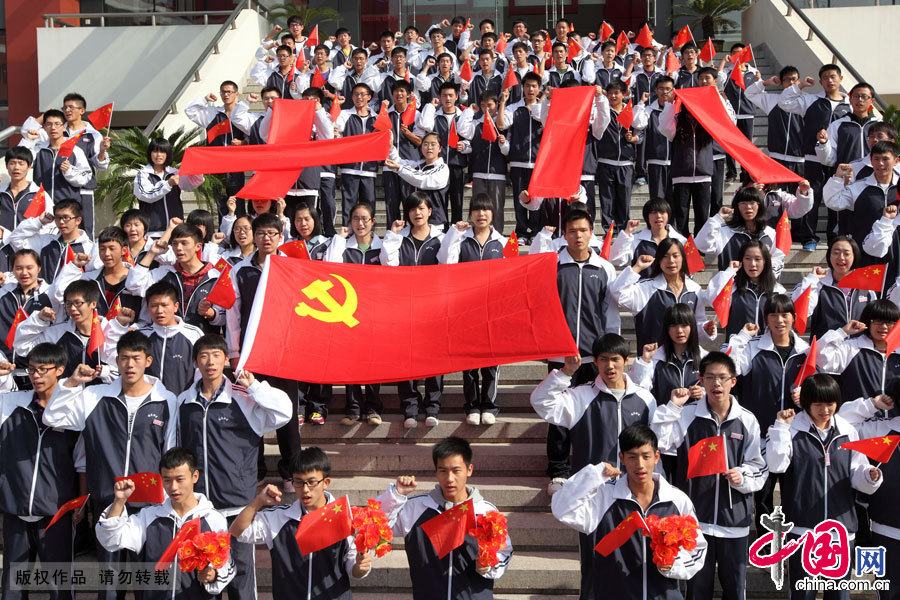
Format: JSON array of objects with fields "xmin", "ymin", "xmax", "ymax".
[{"xmin": 0, "ymin": 12, "xmax": 899, "ymax": 600}]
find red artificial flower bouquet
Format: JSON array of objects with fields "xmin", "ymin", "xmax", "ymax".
[
  {"xmin": 352, "ymin": 499, "xmax": 393, "ymax": 557},
  {"xmin": 468, "ymin": 510, "xmax": 509, "ymax": 568},
  {"xmin": 643, "ymin": 514, "xmax": 700, "ymax": 568},
  {"xmin": 177, "ymin": 531, "xmax": 231, "ymax": 572}
]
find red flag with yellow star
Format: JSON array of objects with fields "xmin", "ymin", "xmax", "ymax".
[
  {"xmin": 205, "ymin": 259, "xmax": 236, "ymax": 309},
  {"xmin": 615, "ymin": 32, "xmax": 629, "ymax": 56},
  {"xmin": 634, "ymin": 24, "xmax": 654, "ymax": 49},
  {"xmin": 687, "ymin": 435, "xmax": 728, "ymax": 479},
  {"xmin": 616, "ymin": 100, "xmax": 634, "ymax": 129},
  {"xmin": 206, "ymin": 119, "xmax": 231, "ymax": 144},
  {"xmin": 672, "ymin": 26, "xmax": 693, "ymax": 48},
  {"xmin": 793, "ymin": 285, "xmax": 812, "ymax": 335},
  {"xmin": 115, "ymin": 472, "xmax": 164, "ymax": 503},
  {"xmin": 44, "ymin": 494, "xmax": 89, "ymax": 532},
  {"xmin": 57, "ymin": 130, "xmax": 84, "ymax": 159},
  {"xmin": 842, "ymin": 435, "xmax": 900, "ymax": 464},
  {"xmin": 594, "ymin": 510, "xmax": 649, "ymax": 556},
  {"xmin": 123, "ymin": 246, "xmax": 136, "ymax": 266},
  {"xmin": 5, "ymin": 307, "xmax": 27, "ymax": 349},
  {"xmin": 155, "ymin": 518, "xmax": 201, "ymax": 571},
  {"xmin": 421, "ymin": 498, "xmax": 476, "ymax": 558},
  {"xmin": 712, "ymin": 276, "xmax": 734, "ymax": 327},
  {"xmin": 295, "ymin": 495, "xmax": 353, "ymax": 555},
  {"xmin": 775, "ymin": 210, "xmax": 792, "ymax": 256},
  {"xmin": 87, "ymin": 309, "xmax": 104, "ymax": 356},
  {"xmin": 699, "ymin": 38, "xmax": 716, "ymax": 63},
  {"xmin": 503, "ymin": 233, "xmax": 519, "ymax": 258},
  {"xmin": 459, "ymin": 59, "xmax": 474, "ymax": 83},
  {"xmin": 837, "ymin": 264, "xmax": 887, "ymax": 293},
  {"xmin": 401, "ymin": 96, "xmax": 417, "ymax": 127},
  {"xmin": 684, "ymin": 235, "xmax": 705, "ymax": 274},
  {"xmin": 600, "ymin": 224, "xmax": 614, "ymax": 261},
  {"xmin": 279, "ymin": 240, "xmax": 310, "ymax": 260},
  {"xmin": 599, "ymin": 21, "xmax": 614, "ymax": 42},
  {"xmin": 310, "ymin": 67, "xmax": 327, "ymax": 89},
  {"xmin": 106, "ymin": 296, "xmax": 122, "ymax": 321},
  {"xmin": 23, "ymin": 184, "xmax": 47, "ymax": 219},
  {"xmin": 793, "ymin": 335, "xmax": 817, "ymax": 388},
  {"xmin": 87, "ymin": 103, "xmax": 114, "ymax": 131}
]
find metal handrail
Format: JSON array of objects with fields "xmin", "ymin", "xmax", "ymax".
[
  {"xmin": 142, "ymin": 0, "xmax": 266, "ymax": 136},
  {"xmin": 43, "ymin": 10, "xmax": 235, "ymax": 27},
  {"xmin": 0, "ymin": 126, "xmax": 19, "ymax": 144},
  {"xmin": 781, "ymin": 0, "xmax": 888, "ymax": 112}
]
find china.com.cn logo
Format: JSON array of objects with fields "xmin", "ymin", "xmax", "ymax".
[{"xmin": 748, "ymin": 507, "xmax": 889, "ymax": 592}]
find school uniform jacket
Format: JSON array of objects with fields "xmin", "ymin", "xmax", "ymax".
[
  {"xmin": 541, "ymin": 66, "xmax": 581, "ymax": 88},
  {"xmin": 386, "ymin": 149, "xmax": 451, "ymax": 225},
  {"xmin": 44, "ymin": 375, "xmax": 177, "ymax": 505},
  {"xmin": 581, "ymin": 61, "xmax": 623, "ymax": 87},
  {"xmin": 505, "ymin": 100, "xmax": 543, "ymax": 169},
  {"xmin": 457, "ymin": 111, "xmax": 509, "ymax": 179},
  {"xmin": 330, "ymin": 65, "xmax": 381, "ymax": 109},
  {"xmin": 49, "ymin": 262, "xmax": 143, "ymax": 320},
  {"xmin": 608, "ymin": 226, "xmax": 687, "ymax": 273},
  {"xmin": 133, "ymin": 165, "xmax": 204, "ymax": 234},
  {"xmin": 97, "ymin": 493, "xmax": 234, "ymax": 599},
  {"xmin": 764, "ymin": 188, "xmax": 814, "ymax": 228},
  {"xmin": 695, "ymin": 213, "xmax": 784, "ymax": 277},
  {"xmin": 652, "ymin": 396, "xmax": 768, "ymax": 537},
  {"xmin": 745, "ymin": 80, "xmax": 804, "ymax": 163},
  {"xmin": 225, "ymin": 251, "xmax": 276, "ymax": 359},
  {"xmin": 531, "ymin": 371, "xmax": 656, "ymax": 472},
  {"xmin": 438, "ymin": 227, "xmax": 506, "ymax": 264},
  {"xmin": 335, "ymin": 109, "xmax": 379, "ymax": 176},
  {"xmin": 592, "ymin": 95, "xmax": 648, "ymax": 167},
  {"xmin": 381, "ymin": 224, "xmax": 445, "ymax": 267},
  {"xmin": 658, "ymin": 103, "xmax": 715, "ymax": 183},
  {"xmin": 791, "ymin": 270, "xmax": 876, "ymax": 340},
  {"xmin": 418, "ymin": 104, "xmax": 468, "ymax": 169},
  {"xmin": 377, "ymin": 484, "xmax": 511, "ymax": 600},
  {"xmin": 19, "ymin": 140, "xmax": 92, "ymax": 203},
  {"xmin": 237, "ymin": 493, "xmax": 364, "ymax": 600},
  {"xmin": 0, "ymin": 281, "xmax": 53, "ymax": 370},
  {"xmin": 611, "ymin": 269, "xmax": 707, "ymax": 351},
  {"xmin": 723, "ymin": 66, "xmax": 758, "ymax": 119},
  {"xmin": 14, "ymin": 311, "xmax": 116, "ymax": 380},
  {"xmin": 629, "ymin": 346, "xmax": 708, "ymax": 410},
  {"xmin": 777, "ymin": 84, "xmax": 851, "ymax": 163},
  {"xmin": 816, "ymin": 113, "xmax": 881, "ymax": 167},
  {"xmin": 178, "ymin": 378, "xmax": 291, "ymax": 512},
  {"xmin": 126, "ymin": 263, "xmax": 225, "ymax": 333},
  {"xmin": 824, "ymin": 173, "xmax": 898, "ymax": 260},
  {"xmin": 704, "ymin": 267, "xmax": 786, "ymax": 340},
  {"xmin": 9, "ymin": 216, "xmax": 95, "ymax": 284},
  {"xmin": 467, "ymin": 70, "xmax": 503, "ymax": 107},
  {"xmin": 0, "ymin": 181, "xmax": 54, "ymax": 233},
  {"xmin": 817, "ymin": 327, "xmax": 900, "ymax": 404},
  {"xmin": 766, "ymin": 411, "xmax": 881, "ymax": 536},
  {"xmin": 0, "ymin": 388, "xmax": 84, "ymax": 517},
  {"xmin": 551, "ymin": 466, "xmax": 707, "ymax": 600},
  {"xmin": 326, "ymin": 233, "xmax": 384, "ymax": 265},
  {"xmin": 184, "ymin": 98, "xmax": 246, "ymax": 150},
  {"xmin": 643, "ymin": 102, "xmax": 672, "ymax": 167},
  {"xmin": 728, "ymin": 330, "xmax": 812, "ymax": 438}
]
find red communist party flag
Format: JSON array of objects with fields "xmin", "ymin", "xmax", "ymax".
[
  {"xmin": 421, "ymin": 499, "xmax": 476, "ymax": 558},
  {"xmin": 482, "ymin": 112, "xmax": 499, "ymax": 143},
  {"xmin": 44, "ymin": 494, "xmax": 89, "ymax": 532},
  {"xmin": 594, "ymin": 511, "xmax": 648, "ymax": 556},
  {"xmin": 87, "ymin": 309, "xmax": 104, "ymax": 356},
  {"xmin": 23, "ymin": 184, "xmax": 47, "ymax": 219},
  {"xmin": 687, "ymin": 435, "xmax": 728, "ymax": 479},
  {"xmin": 699, "ymin": 38, "xmax": 716, "ymax": 63},
  {"xmin": 599, "ymin": 21, "xmax": 614, "ymax": 42},
  {"xmin": 793, "ymin": 285, "xmax": 812, "ymax": 335},
  {"xmin": 775, "ymin": 210, "xmax": 792, "ymax": 256},
  {"xmin": 206, "ymin": 119, "xmax": 231, "ymax": 144},
  {"xmin": 842, "ymin": 436, "xmax": 900, "ymax": 464},
  {"xmin": 87, "ymin": 103, "xmax": 114, "ymax": 131},
  {"xmin": 5, "ymin": 307, "xmax": 27, "ymax": 349},
  {"xmin": 295, "ymin": 495, "xmax": 353, "ymax": 555},
  {"xmin": 712, "ymin": 277, "xmax": 734, "ymax": 327},
  {"xmin": 57, "ymin": 131, "xmax": 84, "ymax": 159},
  {"xmin": 115, "ymin": 472, "xmax": 165, "ymax": 504},
  {"xmin": 633, "ymin": 24, "xmax": 654, "ymax": 48},
  {"xmin": 236, "ymin": 254, "xmax": 577, "ymax": 384},
  {"xmin": 205, "ymin": 259, "xmax": 237, "ymax": 309},
  {"xmin": 600, "ymin": 224, "xmax": 614, "ymax": 261},
  {"xmin": 672, "ymin": 26, "xmax": 693, "ymax": 48},
  {"xmin": 526, "ymin": 86, "xmax": 594, "ymax": 199},
  {"xmin": 503, "ymin": 233, "xmax": 519, "ymax": 258},
  {"xmin": 674, "ymin": 87, "xmax": 804, "ymax": 184},
  {"xmin": 684, "ymin": 235, "xmax": 705, "ymax": 275},
  {"xmin": 616, "ymin": 100, "xmax": 634, "ymax": 129},
  {"xmin": 615, "ymin": 32, "xmax": 629, "ymax": 55},
  {"xmin": 837, "ymin": 264, "xmax": 887, "ymax": 293},
  {"xmin": 730, "ymin": 60, "xmax": 747, "ymax": 91},
  {"xmin": 793, "ymin": 335, "xmax": 818, "ymax": 388},
  {"xmin": 155, "ymin": 518, "xmax": 201, "ymax": 571}
]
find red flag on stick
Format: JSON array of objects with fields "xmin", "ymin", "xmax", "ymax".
[
  {"xmin": 793, "ymin": 336, "xmax": 818, "ymax": 388},
  {"xmin": 730, "ymin": 61, "xmax": 746, "ymax": 91},
  {"xmin": 665, "ymin": 49, "xmax": 681, "ymax": 74},
  {"xmin": 600, "ymin": 224, "xmax": 614, "ymax": 261},
  {"xmin": 295, "ymin": 496, "xmax": 354, "ymax": 555},
  {"xmin": 495, "ymin": 34, "xmax": 507, "ymax": 54},
  {"xmin": 775, "ymin": 211, "xmax": 792, "ymax": 255},
  {"xmin": 422, "ymin": 499, "xmax": 476, "ymax": 558},
  {"xmin": 672, "ymin": 26, "xmax": 693, "ymax": 48},
  {"xmin": 482, "ymin": 112, "xmax": 499, "ymax": 142},
  {"xmin": 459, "ymin": 60, "xmax": 474, "ymax": 82},
  {"xmin": 64, "ymin": 245, "xmax": 76, "ymax": 266},
  {"xmin": 543, "ymin": 36, "xmax": 552, "ymax": 54},
  {"xmin": 106, "ymin": 297, "xmax": 122, "ymax": 321},
  {"xmin": 885, "ymin": 320, "xmax": 900, "ymax": 357},
  {"xmin": 155, "ymin": 518, "xmax": 201, "ymax": 571},
  {"xmin": 87, "ymin": 103, "xmax": 114, "ymax": 131},
  {"xmin": 699, "ymin": 38, "xmax": 716, "ymax": 63},
  {"xmin": 206, "ymin": 259, "xmax": 237, "ymax": 309},
  {"xmin": 306, "ymin": 25, "xmax": 319, "ymax": 47},
  {"xmin": 57, "ymin": 131, "xmax": 84, "ymax": 159},
  {"xmin": 633, "ymin": 24, "xmax": 654, "ymax": 48},
  {"xmin": 684, "ymin": 235, "xmax": 705, "ymax": 275},
  {"xmin": 5, "ymin": 307, "xmax": 27, "ymax": 349},
  {"xmin": 616, "ymin": 100, "xmax": 634, "ymax": 129},
  {"xmin": 736, "ymin": 45, "xmax": 754, "ymax": 63},
  {"xmin": 615, "ymin": 32, "xmax": 629, "ymax": 56},
  {"xmin": 503, "ymin": 233, "xmax": 519, "ymax": 258},
  {"xmin": 329, "ymin": 97, "xmax": 343, "ymax": 122},
  {"xmin": 503, "ymin": 66, "xmax": 519, "ymax": 90},
  {"xmin": 567, "ymin": 38, "xmax": 581, "ymax": 62},
  {"xmin": 115, "ymin": 472, "xmax": 164, "ymax": 504},
  {"xmin": 279, "ymin": 240, "xmax": 311, "ymax": 260},
  {"xmin": 44, "ymin": 494, "xmax": 89, "ymax": 532},
  {"xmin": 687, "ymin": 435, "xmax": 728, "ymax": 479},
  {"xmin": 842, "ymin": 436, "xmax": 900, "ymax": 464},
  {"xmin": 87, "ymin": 309, "xmax": 105, "ymax": 356},
  {"xmin": 373, "ymin": 104, "xmax": 392, "ymax": 132},
  {"xmin": 448, "ymin": 119, "xmax": 460, "ymax": 149},
  {"xmin": 206, "ymin": 119, "xmax": 231, "ymax": 144},
  {"xmin": 23, "ymin": 185, "xmax": 47, "ymax": 219},
  {"xmin": 401, "ymin": 97, "xmax": 417, "ymax": 127},
  {"xmin": 599, "ymin": 22, "xmax": 614, "ymax": 42},
  {"xmin": 594, "ymin": 511, "xmax": 648, "ymax": 556},
  {"xmin": 793, "ymin": 285, "xmax": 812, "ymax": 335},
  {"xmin": 712, "ymin": 277, "xmax": 734, "ymax": 327},
  {"xmin": 310, "ymin": 68, "xmax": 326, "ymax": 88},
  {"xmin": 837, "ymin": 264, "xmax": 887, "ymax": 293}
]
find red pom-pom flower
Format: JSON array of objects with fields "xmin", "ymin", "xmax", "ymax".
[
  {"xmin": 176, "ymin": 530, "xmax": 231, "ymax": 573},
  {"xmin": 468, "ymin": 510, "xmax": 508, "ymax": 568},
  {"xmin": 642, "ymin": 514, "xmax": 699, "ymax": 568},
  {"xmin": 351, "ymin": 499, "xmax": 393, "ymax": 557}
]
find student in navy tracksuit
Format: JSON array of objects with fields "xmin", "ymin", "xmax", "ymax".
[
  {"xmin": 611, "ymin": 237, "xmax": 710, "ymax": 350},
  {"xmin": 672, "ymin": 42, "xmax": 702, "ymax": 89},
  {"xmin": 0, "ymin": 343, "xmax": 81, "ymax": 600},
  {"xmin": 384, "ymin": 132, "xmax": 451, "ymax": 227},
  {"xmin": 704, "ymin": 241, "xmax": 785, "ymax": 340},
  {"xmin": 9, "ymin": 199, "xmax": 95, "ymax": 285},
  {"xmin": 642, "ymin": 76, "xmax": 675, "ymax": 205},
  {"xmin": 178, "ymin": 334, "xmax": 292, "ymax": 600},
  {"xmin": 467, "ymin": 48, "xmax": 504, "ymax": 106},
  {"xmin": 767, "ymin": 374, "xmax": 883, "ymax": 600},
  {"xmin": 438, "ymin": 194, "xmax": 507, "ymax": 425},
  {"xmin": 335, "ymin": 82, "xmax": 379, "ymax": 223},
  {"xmin": 815, "ymin": 82, "xmax": 880, "ymax": 170},
  {"xmin": 532, "ymin": 335, "xmax": 657, "ymax": 600},
  {"xmin": 44, "ymin": 331, "xmax": 178, "ymax": 600},
  {"xmin": 745, "ymin": 67, "xmax": 806, "ymax": 185},
  {"xmin": 231, "ymin": 448, "xmax": 371, "ymax": 600},
  {"xmin": 120, "ymin": 209, "xmax": 156, "ymax": 267},
  {"xmin": 378, "ymin": 437, "xmax": 512, "ymax": 600},
  {"xmin": 653, "ymin": 352, "xmax": 767, "ymax": 600},
  {"xmin": 382, "ymin": 192, "xmax": 446, "ymax": 428},
  {"xmin": 132, "ymin": 137, "xmax": 204, "ymax": 237},
  {"xmin": 0, "ymin": 147, "xmax": 52, "ymax": 234},
  {"xmin": 863, "ymin": 197, "xmax": 900, "ymax": 293},
  {"xmin": 96, "ymin": 448, "xmax": 235, "ymax": 600},
  {"xmin": 381, "ymin": 80, "xmax": 425, "ymax": 225},
  {"xmin": 551, "ymin": 425, "xmax": 707, "ymax": 600},
  {"xmin": 609, "ymin": 198, "xmax": 686, "ymax": 277},
  {"xmin": 419, "ymin": 82, "xmax": 468, "ymax": 226},
  {"xmin": 457, "ymin": 92, "xmax": 510, "ymax": 232}
]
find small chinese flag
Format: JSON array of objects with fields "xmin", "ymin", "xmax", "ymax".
[
  {"xmin": 775, "ymin": 210, "xmax": 792, "ymax": 256},
  {"xmin": 793, "ymin": 285, "xmax": 811, "ymax": 335},
  {"xmin": 421, "ymin": 498, "xmax": 475, "ymax": 558},
  {"xmin": 503, "ymin": 66, "xmax": 519, "ymax": 90},
  {"xmin": 57, "ymin": 131, "xmax": 84, "ymax": 159},
  {"xmin": 106, "ymin": 296, "xmax": 122, "ymax": 321},
  {"xmin": 600, "ymin": 22, "xmax": 614, "ymax": 42},
  {"xmin": 793, "ymin": 335, "xmax": 817, "ymax": 388},
  {"xmin": 401, "ymin": 97, "xmax": 417, "ymax": 127},
  {"xmin": 712, "ymin": 276, "xmax": 734, "ymax": 327},
  {"xmin": 843, "ymin": 435, "xmax": 900, "ymax": 464},
  {"xmin": 155, "ymin": 518, "xmax": 201, "ymax": 571},
  {"xmin": 665, "ymin": 49, "xmax": 682, "ymax": 74},
  {"xmin": 459, "ymin": 60, "xmax": 474, "ymax": 83},
  {"xmin": 296, "ymin": 50, "xmax": 306, "ymax": 70},
  {"xmin": 730, "ymin": 60, "xmax": 746, "ymax": 91},
  {"xmin": 64, "ymin": 244, "xmax": 76, "ymax": 266},
  {"xmin": 532, "ymin": 61, "xmax": 540, "ymax": 75},
  {"xmin": 496, "ymin": 34, "xmax": 507, "ymax": 54},
  {"xmin": 567, "ymin": 38, "xmax": 581, "ymax": 63},
  {"xmin": 279, "ymin": 240, "xmax": 311, "ymax": 260},
  {"xmin": 44, "ymin": 494, "xmax": 89, "ymax": 532},
  {"xmin": 5, "ymin": 307, "xmax": 27, "ymax": 349},
  {"xmin": 482, "ymin": 112, "xmax": 499, "ymax": 142},
  {"xmin": 616, "ymin": 100, "xmax": 634, "ymax": 129},
  {"xmin": 600, "ymin": 224, "xmax": 614, "ymax": 261},
  {"xmin": 205, "ymin": 259, "xmax": 236, "ymax": 309},
  {"xmin": 123, "ymin": 246, "xmax": 136, "ymax": 266},
  {"xmin": 838, "ymin": 264, "xmax": 887, "ymax": 292},
  {"xmin": 206, "ymin": 119, "xmax": 231, "ymax": 144},
  {"xmin": 699, "ymin": 38, "xmax": 716, "ymax": 64},
  {"xmin": 594, "ymin": 510, "xmax": 648, "ymax": 556},
  {"xmin": 466, "ymin": 18, "xmax": 472, "ymax": 30},
  {"xmin": 373, "ymin": 103, "xmax": 392, "ymax": 132},
  {"xmin": 737, "ymin": 45, "xmax": 754, "ymax": 63},
  {"xmin": 543, "ymin": 36, "xmax": 552, "ymax": 54},
  {"xmin": 115, "ymin": 472, "xmax": 165, "ymax": 504},
  {"xmin": 885, "ymin": 320, "xmax": 900, "ymax": 357},
  {"xmin": 285, "ymin": 57, "xmax": 296, "ymax": 83},
  {"xmin": 87, "ymin": 309, "xmax": 104, "ymax": 356},
  {"xmin": 23, "ymin": 185, "xmax": 47, "ymax": 219},
  {"xmin": 295, "ymin": 495, "xmax": 353, "ymax": 555},
  {"xmin": 404, "ymin": 69, "xmax": 410, "ymax": 82},
  {"xmin": 306, "ymin": 25, "xmax": 319, "ymax": 47},
  {"xmin": 615, "ymin": 32, "xmax": 629, "ymax": 56},
  {"xmin": 672, "ymin": 26, "xmax": 693, "ymax": 48},
  {"xmin": 448, "ymin": 119, "xmax": 460, "ymax": 149},
  {"xmin": 310, "ymin": 68, "xmax": 326, "ymax": 88},
  {"xmin": 633, "ymin": 24, "xmax": 654, "ymax": 49},
  {"xmin": 684, "ymin": 235, "xmax": 705, "ymax": 275},
  {"xmin": 329, "ymin": 98, "xmax": 342, "ymax": 122},
  {"xmin": 87, "ymin": 103, "xmax": 114, "ymax": 131},
  {"xmin": 503, "ymin": 233, "xmax": 519, "ymax": 258},
  {"xmin": 687, "ymin": 435, "xmax": 728, "ymax": 479}
]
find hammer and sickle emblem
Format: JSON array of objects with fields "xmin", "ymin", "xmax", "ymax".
[{"xmin": 294, "ymin": 274, "xmax": 359, "ymax": 328}]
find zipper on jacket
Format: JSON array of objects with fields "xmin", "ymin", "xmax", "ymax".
[
  {"xmin": 575, "ymin": 263, "xmax": 585, "ymax": 351},
  {"xmin": 26, "ymin": 409, "xmax": 46, "ymax": 516},
  {"xmin": 121, "ymin": 393, "xmax": 159, "ymax": 477}
]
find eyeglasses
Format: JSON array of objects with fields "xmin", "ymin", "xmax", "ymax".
[
  {"xmin": 220, "ymin": 90, "xmax": 238, "ymax": 96},
  {"xmin": 62, "ymin": 104, "xmax": 83, "ymax": 111},
  {"xmin": 64, "ymin": 300, "xmax": 87, "ymax": 309},
  {"xmin": 255, "ymin": 230, "xmax": 281, "ymax": 239},
  {"xmin": 851, "ymin": 94, "xmax": 872, "ymax": 101},
  {"xmin": 351, "ymin": 216, "xmax": 372, "ymax": 223},
  {"xmin": 55, "ymin": 215, "xmax": 77, "ymax": 223},
  {"xmin": 422, "ymin": 142, "xmax": 441, "ymax": 148},
  {"xmin": 45, "ymin": 122, "xmax": 66, "ymax": 129},
  {"xmin": 290, "ymin": 478, "xmax": 324, "ymax": 489},
  {"xmin": 701, "ymin": 375, "xmax": 733, "ymax": 383},
  {"xmin": 26, "ymin": 365, "xmax": 56, "ymax": 375},
  {"xmin": 233, "ymin": 226, "xmax": 252, "ymax": 234}
]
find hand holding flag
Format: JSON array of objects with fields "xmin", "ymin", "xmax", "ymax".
[
  {"xmin": 295, "ymin": 496, "xmax": 353, "ymax": 555},
  {"xmin": 87, "ymin": 103, "xmax": 114, "ymax": 132},
  {"xmin": 687, "ymin": 435, "xmax": 728, "ymax": 479},
  {"xmin": 57, "ymin": 131, "xmax": 84, "ymax": 159},
  {"xmin": 115, "ymin": 472, "xmax": 165, "ymax": 504},
  {"xmin": 422, "ymin": 499, "xmax": 476, "ymax": 557},
  {"xmin": 842, "ymin": 436, "xmax": 900, "ymax": 464},
  {"xmin": 45, "ymin": 494, "xmax": 89, "ymax": 532}
]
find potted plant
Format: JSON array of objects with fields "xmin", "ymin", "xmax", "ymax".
[{"xmin": 668, "ymin": 0, "xmax": 751, "ymax": 48}]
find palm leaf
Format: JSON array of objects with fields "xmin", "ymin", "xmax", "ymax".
[
  {"xmin": 266, "ymin": 4, "xmax": 342, "ymax": 29},
  {"xmin": 668, "ymin": 0, "xmax": 750, "ymax": 37}
]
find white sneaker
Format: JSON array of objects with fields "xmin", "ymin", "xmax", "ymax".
[
  {"xmin": 466, "ymin": 413, "xmax": 481, "ymax": 425},
  {"xmin": 425, "ymin": 416, "xmax": 440, "ymax": 427},
  {"xmin": 404, "ymin": 417, "xmax": 418, "ymax": 429},
  {"xmin": 547, "ymin": 477, "xmax": 567, "ymax": 496},
  {"xmin": 481, "ymin": 412, "xmax": 496, "ymax": 425}
]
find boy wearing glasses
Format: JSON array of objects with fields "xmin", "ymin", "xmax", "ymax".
[
  {"xmin": 334, "ymin": 82, "xmax": 380, "ymax": 222},
  {"xmin": 651, "ymin": 351, "xmax": 766, "ymax": 600},
  {"xmin": 230, "ymin": 447, "xmax": 372, "ymax": 600}
]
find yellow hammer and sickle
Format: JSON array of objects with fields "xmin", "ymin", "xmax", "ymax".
[{"xmin": 294, "ymin": 274, "xmax": 359, "ymax": 328}]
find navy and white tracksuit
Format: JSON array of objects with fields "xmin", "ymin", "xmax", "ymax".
[
  {"xmin": 817, "ymin": 327, "xmax": 900, "ymax": 404},
  {"xmin": 703, "ymin": 266, "xmax": 786, "ymax": 340},
  {"xmin": 791, "ymin": 270, "xmax": 876, "ymax": 340}
]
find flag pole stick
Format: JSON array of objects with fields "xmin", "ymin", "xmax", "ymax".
[{"xmin": 724, "ymin": 433, "xmax": 733, "ymax": 509}]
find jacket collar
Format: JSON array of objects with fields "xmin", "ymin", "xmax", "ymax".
[
  {"xmin": 461, "ymin": 227, "xmax": 504, "ymax": 244},
  {"xmin": 789, "ymin": 409, "xmax": 853, "ymax": 439},
  {"xmin": 557, "ymin": 246, "xmax": 606, "ymax": 268},
  {"xmin": 755, "ymin": 330, "xmax": 810, "ymax": 353},
  {"xmin": 591, "ymin": 373, "xmax": 642, "ymax": 397},
  {"xmin": 695, "ymin": 394, "xmax": 743, "ymax": 423},
  {"xmin": 156, "ymin": 492, "xmax": 216, "ymax": 523},
  {"xmin": 111, "ymin": 375, "xmax": 170, "ymax": 404},
  {"xmin": 346, "ymin": 234, "xmax": 383, "ymax": 250},
  {"xmin": 649, "ymin": 272, "xmax": 701, "ymax": 294},
  {"xmin": 428, "ymin": 484, "xmax": 484, "ymax": 511}
]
